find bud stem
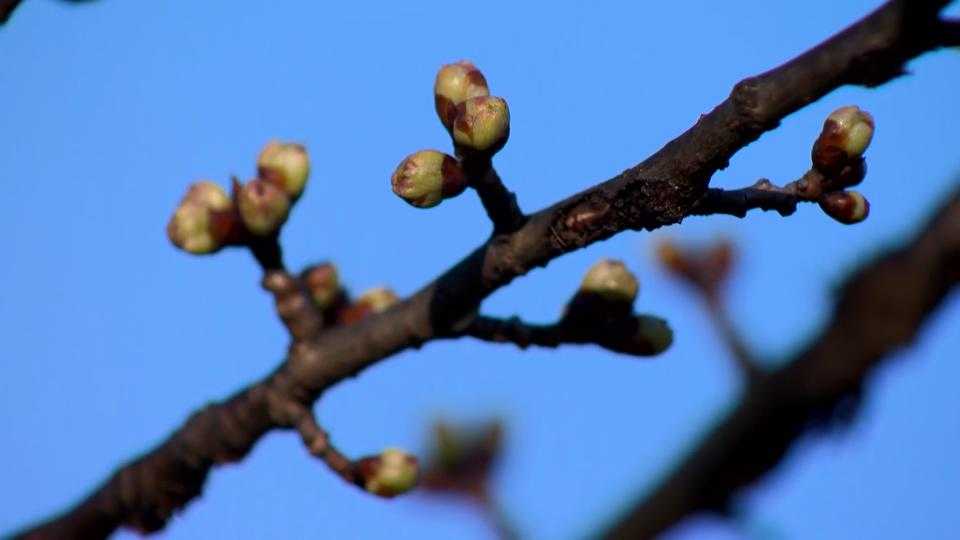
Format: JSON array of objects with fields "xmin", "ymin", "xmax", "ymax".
[{"xmin": 461, "ymin": 157, "xmax": 526, "ymax": 234}]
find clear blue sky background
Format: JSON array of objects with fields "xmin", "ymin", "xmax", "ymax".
[{"xmin": 2, "ymin": 1, "xmax": 959, "ymax": 538}]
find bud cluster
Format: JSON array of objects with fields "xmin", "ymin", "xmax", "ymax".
[
  {"xmin": 167, "ymin": 141, "xmax": 312, "ymax": 255},
  {"xmin": 390, "ymin": 61, "xmax": 511, "ymax": 210},
  {"xmin": 808, "ymin": 106, "xmax": 874, "ymax": 225}
]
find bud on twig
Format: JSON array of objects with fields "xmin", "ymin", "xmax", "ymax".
[
  {"xmin": 303, "ymin": 263, "xmax": 340, "ymax": 310},
  {"xmin": 357, "ymin": 448, "xmax": 419, "ymax": 498},
  {"xmin": 636, "ymin": 316, "xmax": 674, "ymax": 355},
  {"xmin": 812, "ymin": 106, "xmax": 875, "ymax": 174},
  {"xmin": 337, "ymin": 286, "xmax": 400, "ymax": 324},
  {"xmin": 452, "ymin": 96, "xmax": 510, "ymax": 155},
  {"xmin": 819, "ymin": 190, "xmax": 870, "ymax": 224},
  {"xmin": 237, "ymin": 178, "xmax": 291, "ymax": 236},
  {"xmin": 391, "ymin": 150, "xmax": 467, "ymax": 208},
  {"xmin": 257, "ymin": 141, "xmax": 310, "ymax": 201},
  {"xmin": 434, "ymin": 60, "xmax": 490, "ymax": 131},
  {"xmin": 167, "ymin": 181, "xmax": 234, "ymax": 255},
  {"xmin": 580, "ymin": 259, "xmax": 639, "ymax": 304}
]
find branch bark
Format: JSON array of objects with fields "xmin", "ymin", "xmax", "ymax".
[
  {"xmin": 15, "ymin": 1, "xmax": 958, "ymax": 537},
  {"xmin": 602, "ymin": 184, "xmax": 960, "ymax": 539}
]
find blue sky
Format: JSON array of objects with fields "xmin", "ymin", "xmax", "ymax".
[{"xmin": 2, "ymin": 1, "xmax": 959, "ymax": 538}]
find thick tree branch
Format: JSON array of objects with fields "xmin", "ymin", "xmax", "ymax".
[
  {"xmin": 602, "ymin": 185, "xmax": 960, "ymax": 539},
  {"xmin": 15, "ymin": 1, "xmax": 958, "ymax": 537}
]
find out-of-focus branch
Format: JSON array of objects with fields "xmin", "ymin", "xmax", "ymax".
[
  {"xmin": 602, "ymin": 185, "xmax": 960, "ymax": 539},
  {"xmin": 16, "ymin": 2, "xmax": 958, "ymax": 537},
  {"xmin": 0, "ymin": 0, "xmax": 23, "ymax": 23}
]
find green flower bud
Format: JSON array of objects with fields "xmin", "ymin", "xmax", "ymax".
[
  {"xmin": 452, "ymin": 96, "xmax": 510, "ymax": 155},
  {"xmin": 812, "ymin": 106, "xmax": 875, "ymax": 173},
  {"xmin": 359, "ymin": 448, "xmax": 419, "ymax": 498},
  {"xmin": 391, "ymin": 150, "xmax": 467, "ymax": 208},
  {"xmin": 167, "ymin": 181, "xmax": 233, "ymax": 255},
  {"xmin": 819, "ymin": 190, "xmax": 870, "ymax": 224},
  {"xmin": 257, "ymin": 141, "xmax": 310, "ymax": 201},
  {"xmin": 237, "ymin": 178, "xmax": 291, "ymax": 236},
  {"xmin": 434, "ymin": 60, "xmax": 490, "ymax": 131},
  {"xmin": 357, "ymin": 286, "xmax": 399, "ymax": 314},
  {"xmin": 580, "ymin": 259, "xmax": 639, "ymax": 304}
]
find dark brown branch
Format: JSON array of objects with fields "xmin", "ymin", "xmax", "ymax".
[
  {"xmin": 0, "ymin": 0, "xmax": 23, "ymax": 23},
  {"xmin": 17, "ymin": 2, "xmax": 957, "ymax": 537},
  {"xmin": 602, "ymin": 185, "xmax": 960, "ymax": 539},
  {"xmin": 262, "ymin": 271, "xmax": 324, "ymax": 342},
  {"xmin": 461, "ymin": 314, "xmax": 671, "ymax": 357},
  {"xmin": 693, "ymin": 184, "xmax": 799, "ymax": 218},
  {"xmin": 462, "ymin": 157, "xmax": 527, "ymax": 234}
]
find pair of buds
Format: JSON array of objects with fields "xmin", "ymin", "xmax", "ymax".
[
  {"xmin": 391, "ymin": 61, "xmax": 510, "ymax": 209},
  {"xmin": 167, "ymin": 142, "xmax": 310, "ymax": 254},
  {"xmin": 809, "ymin": 106, "xmax": 875, "ymax": 224}
]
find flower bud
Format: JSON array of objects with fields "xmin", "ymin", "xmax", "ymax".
[
  {"xmin": 452, "ymin": 96, "xmax": 510, "ymax": 155},
  {"xmin": 237, "ymin": 178, "xmax": 291, "ymax": 236},
  {"xmin": 185, "ymin": 180, "xmax": 232, "ymax": 211},
  {"xmin": 167, "ymin": 181, "xmax": 233, "ymax": 255},
  {"xmin": 303, "ymin": 263, "xmax": 340, "ymax": 310},
  {"xmin": 357, "ymin": 448, "xmax": 419, "ymax": 498},
  {"xmin": 819, "ymin": 190, "xmax": 870, "ymax": 224},
  {"xmin": 636, "ymin": 316, "xmax": 673, "ymax": 355},
  {"xmin": 391, "ymin": 150, "xmax": 467, "ymax": 208},
  {"xmin": 580, "ymin": 259, "xmax": 639, "ymax": 304},
  {"xmin": 812, "ymin": 106, "xmax": 874, "ymax": 173},
  {"xmin": 357, "ymin": 286, "xmax": 399, "ymax": 313},
  {"xmin": 257, "ymin": 141, "xmax": 310, "ymax": 201},
  {"xmin": 434, "ymin": 60, "xmax": 490, "ymax": 131}
]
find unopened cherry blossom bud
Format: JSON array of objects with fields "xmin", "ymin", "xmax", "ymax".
[
  {"xmin": 391, "ymin": 150, "xmax": 467, "ymax": 208},
  {"xmin": 819, "ymin": 190, "xmax": 870, "ymax": 224},
  {"xmin": 434, "ymin": 60, "xmax": 490, "ymax": 131},
  {"xmin": 812, "ymin": 106, "xmax": 875, "ymax": 173},
  {"xmin": 452, "ymin": 96, "xmax": 510, "ymax": 155},
  {"xmin": 257, "ymin": 141, "xmax": 310, "ymax": 201},
  {"xmin": 357, "ymin": 287, "xmax": 399, "ymax": 313},
  {"xmin": 237, "ymin": 178, "xmax": 291, "ymax": 236},
  {"xmin": 357, "ymin": 448, "xmax": 419, "ymax": 498},
  {"xmin": 580, "ymin": 259, "xmax": 639, "ymax": 304},
  {"xmin": 167, "ymin": 181, "xmax": 233, "ymax": 255}
]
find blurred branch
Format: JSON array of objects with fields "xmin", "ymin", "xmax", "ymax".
[
  {"xmin": 15, "ymin": 1, "xmax": 959, "ymax": 537},
  {"xmin": 0, "ymin": 0, "xmax": 23, "ymax": 23},
  {"xmin": 602, "ymin": 184, "xmax": 960, "ymax": 539}
]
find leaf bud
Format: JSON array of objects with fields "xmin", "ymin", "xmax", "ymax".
[{"xmin": 819, "ymin": 190, "xmax": 870, "ymax": 224}]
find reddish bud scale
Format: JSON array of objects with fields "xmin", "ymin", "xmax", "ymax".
[
  {"xmin": 819, "ymin": 190, "xmax": 870, "ymax": 224},
  {"xmin": 303, "ymin": 263, "xmax": 340, "ymax": 309},
  {"xmin": 452, "ymin": 96, "xmax": 510, "ymax": 155}
]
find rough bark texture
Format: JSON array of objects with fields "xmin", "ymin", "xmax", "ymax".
[{"xmin": 14, "ymin": 1, "xmax": 959, "ymax": 537}]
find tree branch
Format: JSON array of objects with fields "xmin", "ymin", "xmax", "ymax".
[
  {"xmin": 601, "ymin": 184, "xmax": 960, "ymax": 539},
  {"xmin": 15, "ymin": 1, "xmax": 958, "ymax": 537},
  {"xmin": 461, "ymin": 314, "xmax": 671, "ymax": 357}
]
